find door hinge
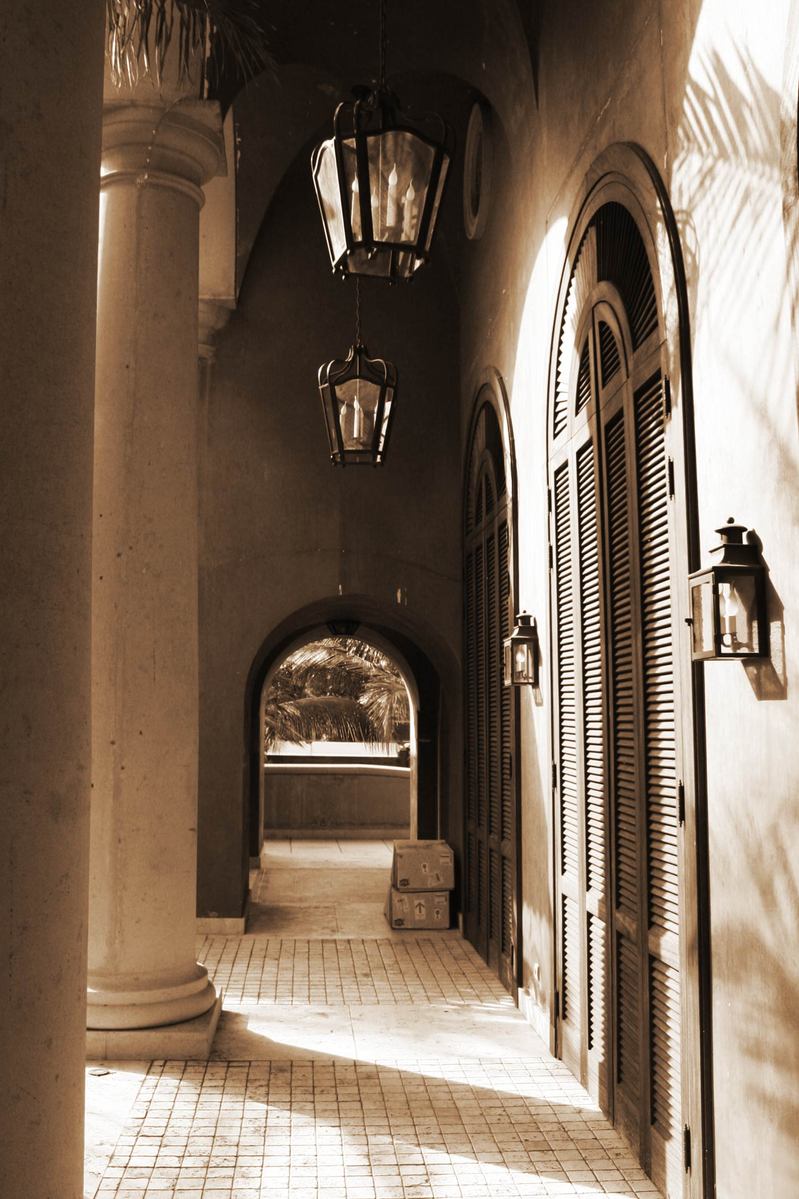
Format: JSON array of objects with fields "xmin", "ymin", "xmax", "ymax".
[
  {"xmin": 552, "ymin": 762, "xmax": 558, "ymax": 790},
  {"xmin": 683, "ymin": 1125, "xmax": 692, "ymax": 1172},
  {"xmin": 554, "ymin": 989, "xmax": 560, "ymax": 1021},
  {"xmin": 664, "ymin": 376, "xmax": 672, "ymax": 419},
  {"xmin": 548, "ymin": 543, "xmax": 554, "ymax": 570},
  {"xmin": 667, "ymin": 457, "xmax": 676, "ymax": 498},
  {"xmin": 547, "ymin": 486, "xmax": 552, "ymax": 513},
  {"xmin": 677, "ymin": 781, "xmax": 686, "ymax": 826}
]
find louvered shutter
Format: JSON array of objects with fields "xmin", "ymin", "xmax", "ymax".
[
  {"xmin": 553, "ymin": 458, "xmax": 583, "ymax": 1076},
  {"xmin": 549, "ymin": 199, "xmax": 690, "ymax": 1196},
  {"xmin": 464, "ymin": 403, "xmax": 519, "ymax": 992},
  {"xmin": 634, "ymin": 373, "xmax": 682, "ymax": 1198},
  {"xmin": 605, "ymin": 404, "xmax": 644, "ymax": 1145},
  {"xmin": 577, "ymin": 438, "xmax": 608, "ymax": 1108}
]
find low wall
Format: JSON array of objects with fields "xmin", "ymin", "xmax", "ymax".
[{"xmin": 264, "ymin": 763, "xmax": 410, "ymax": 832}]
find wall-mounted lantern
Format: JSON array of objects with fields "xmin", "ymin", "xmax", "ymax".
[
  {"xmin": 503, "ymin": 612, "xmax": 539, "ymax": 686},
  {"xmin": 688, "ymin": 518, "xmax": 768, "ymax": 660}
]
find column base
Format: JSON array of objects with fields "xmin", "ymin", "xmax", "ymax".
[
  {"xmin": 86, "ymin": 995, "xmax": 222, "ymax": 1061},
  {"xmin": 88, "ymin": 963, "xmax": 217, "ymax": 1029}
]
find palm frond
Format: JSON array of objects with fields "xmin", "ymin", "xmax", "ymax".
[
  {"xmin": 105, "ymin": 0, "xmax": 271, "ymax": 94},
  {"xmin": 263, "ymin": 636, "xmax": 410, "ymax": 750},
  {"xmin": 264, "ymin": 695, "xmax": 375, "ymax": 750}
]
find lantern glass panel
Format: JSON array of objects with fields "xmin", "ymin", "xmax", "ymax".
[
  {"xmin": 368, "ymin": 129, "xmax": 435, "ymax": 244},
  {"xmin": 718, "ymin": 572, "xmax": 759, "ymax": 656},
  {"xmin": 335, "ymin": 376, "xmax": 382, "ymax": 452},
  {"xmin": 425, "ymin": 156, "xmax": 449, "ymax": 252},
  {"xmin": 313, "ymin": 140, "xmax": 347, "ymax": 264},
  {"xmin": 514, "ymin": 643, "xmax": 533, "ymax": 684},
  {"xmin": 689, "ymin": 573, "xmax": 715, "ymax": 658}
]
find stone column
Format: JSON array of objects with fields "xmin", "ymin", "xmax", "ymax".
[
  {"xmin": 0, "ymin": 3, "xmax": 104, "ymax": 1196},
  {"xmin": 87, "ymin": 97, "xmax": 224, "ymax": 1046}
]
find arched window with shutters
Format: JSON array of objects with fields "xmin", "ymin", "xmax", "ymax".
[
  {"xmin": 463, "ymin": 382, "xmax": 520, "ymax": 994},
  {"xmin": 547, "ymin": 154, "xmax": 709, "ymax": 1199}
]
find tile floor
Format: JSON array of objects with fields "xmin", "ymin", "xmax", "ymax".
[{"xmin": 85, "ymin": 839, "xmax": 661, "ymax": 1199}]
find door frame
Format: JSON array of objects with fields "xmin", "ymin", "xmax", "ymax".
[
  {"xmin": 544, "ymin": 143, "xmax": 713, "ymax": 1198},
  {"xmin": 462, "ymin": 369, "xmax": 523, "ymax": 992}
]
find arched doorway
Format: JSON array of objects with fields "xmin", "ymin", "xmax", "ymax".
[
  {"xmin": 462, "ymin": 376, "xmax": 521, "ymax": 993},
  {"xmin": 547, "ymin": 149, "xmax": 708, "ymax": 1199},
  {"xmin": 258, "ymin": 630, "xmax": 418, "ymax": 844},
  {"xmin": 245, "ymin": 607, "xmax": 452, "ymax": 881}
]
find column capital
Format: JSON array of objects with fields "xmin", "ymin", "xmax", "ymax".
[{"xmin": 101, "ymin": 99, "xmax": 226, "ymax": 206}]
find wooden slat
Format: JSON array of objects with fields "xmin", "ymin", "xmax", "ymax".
[
  {"xmin": 598, "ymin": 320, "xmax": 621, "ymax": 388},
  {"xmin": 554, "ymin": 463, "xmax": 579, "ymax": 882},
  {"xmin": 576, "ymin": 339, "xmax": 592, "ymax": 413},
  {"xmin": 475, "ymin": 541, "xmax": 487, "ymax": 835},
  {"xmin": 636, "ymin": 375, "xmax": 680, "ymax": 941},
  {"xmin": 634, "ymin": 373, "xmax": 682, "ymax": 1194},
  {"xmin": 499, "ymin": 522, "xmax": 514, "ymax": 844},
  {"xmin": 487, "ymin": 531, "xmax": 500, "ymax": 839},
  {"xmin": 577, "ymin": 442, "xmax": 604, "ymax": 897},
  {"xmin": 606, "ymin": 410, "xmax": 639, "ymax": 921},
  {"xmin": 617, "ymin": 932, "xmax": 641, "ymax": 1101},
  {"xmin": 465, "ymin": 552, "xmax": 477, "ymax": 825}
]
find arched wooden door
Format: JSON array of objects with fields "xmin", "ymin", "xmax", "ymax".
[
  {"xmin": 464, "ymin": 396, "xmax": 519, "ymax": 993},
  {"xmin": 549, "ymin": 194, "xmax": 701, "ymax": 1199}
]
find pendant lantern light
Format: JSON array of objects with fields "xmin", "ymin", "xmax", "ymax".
[
  {"xmin": 311, "ymin": 1, "xmax": 451, "ymax": 281},
  {"xmin": 318, "ymin": 279, "xmax": 398, "ymax": 466}
]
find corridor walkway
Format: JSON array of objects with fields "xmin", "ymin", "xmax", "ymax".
[{"xmin": 85, "ymin": 841, "xmax": 661, "ymax": 1199}]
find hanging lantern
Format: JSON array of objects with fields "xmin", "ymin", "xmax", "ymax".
[
  {"xmin": 318, "ymin": 342, "xmax": 397, "ymax": 466},
  {"xmin": 688, "ymin": 518, "xmax": 768, "ymax": 660},
  {"xmin": 318, "ymin": 278, "xmax": 397, "ymax": 466},
  {"xmin": 503, "ymin": 613, "xmax": 539, "ymax": 686},
  {"xmin": 312, "ymin": 85, "xmax": 450, "ymax": 282}
]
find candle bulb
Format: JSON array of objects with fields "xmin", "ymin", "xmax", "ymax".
[
  {"xmin": 350, "ymin": 177, "xmax": 361, "ymax": 239},
  {"xmin": 719, "ymin": 582, "xmax": 739, "ymax": 648},
  {"xmin": 401, "ymin": 180, "xmax": 416, "ymax": 241},
  {"xmin": 386, "ymin": 163, "xmax": 399, "ymax": 228}
]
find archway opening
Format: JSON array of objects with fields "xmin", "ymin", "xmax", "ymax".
[{"xmin": 259, "ymin": 633, "xmax": 417, "ymax": 844}]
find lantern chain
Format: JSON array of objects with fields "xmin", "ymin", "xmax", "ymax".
[
  {"xmin": 378, "ymin": 0, "xmax": 387, "ymax": 89},
  {"xmin": 355, "ymin": 276, "xmax": 362, "ymax": 346}
]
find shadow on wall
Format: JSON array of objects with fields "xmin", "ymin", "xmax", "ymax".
[
  {"xmin": 676, "ymin": 44, "xmax": 798, "ymax": 488},
  {"xmin": 744, "ymin": 546, "xmax": 788, "ymax": 701},
  {"xmin": 711, "ymin": 826, "xmax": 799, "ymax": 1197}
]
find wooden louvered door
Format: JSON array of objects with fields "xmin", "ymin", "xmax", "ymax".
[
  {"xmin": 601, "ymin": 355, "xmax": 684, "ymax": 1196},
  {"xmin": 551, "ymin": 315, "xmax": 609, "ymax": 1109},
  {"xmin": 550, "ymin": 202, "xmax": 689, "ymax": 1199},
  {"xmin": 465, "ymin": 424, "xmax": 518, "ymax": 993}
]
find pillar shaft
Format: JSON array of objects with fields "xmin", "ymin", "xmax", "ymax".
[
  {"xmin": 0, "ymin": 3, "xmax": 104, "ymax": 1196},
  {"xmin": 88, "ymin": 99, "xmax": 224, "ymax": 1030}
]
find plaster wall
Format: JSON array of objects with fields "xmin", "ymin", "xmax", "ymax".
[
  {"xmin": 265, "ymin": 766, "xmax": 410, "ymax": 833},
  {"xmin": 197, "ymin": 151, "xmax": 462, "ymax": 920},
  {"xmin": 455, "ymin": 1, "xmax": 799, "ymax": 1194}
]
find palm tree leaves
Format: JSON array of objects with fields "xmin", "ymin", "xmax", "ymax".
[
  {"xmin": 264, "ymin": 637, "xmax": 410, "ymax": 751},
  {"xmin": 105, "ymin": 0, "xmax": 271, "ymax": 94}
]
